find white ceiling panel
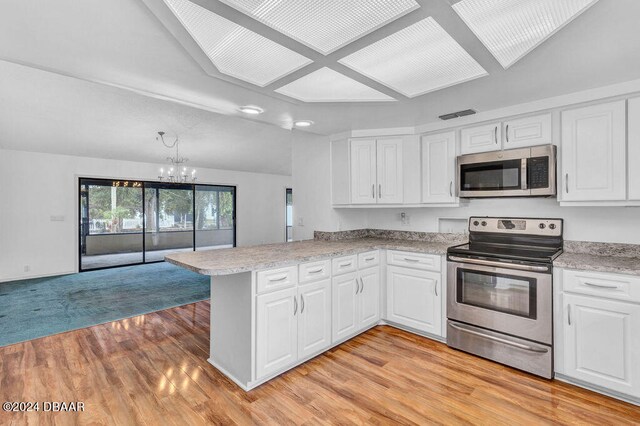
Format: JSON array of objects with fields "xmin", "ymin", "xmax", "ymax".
[
  {"xmin": 164, "ymin": 0, "xmax": 312, "ymax": 86},
  {"xmin": 219, "ymin": 0, "xmax": 419, "ymax": 54},
  {"xmin": 275, "ymin": 67, "xmax": 395, "ymax": 102},
  {"xmin": 339, "ymin": 18, "xmax": 487, "ymax": 98},
  {"xmin": 453, "ymin": 0, "xmax": 599, "ymax": 69}
]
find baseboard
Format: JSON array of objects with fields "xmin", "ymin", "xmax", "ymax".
[
  {"xmin": 555, "ymin": 374, "xmax": 640, "ymax": 406},
  {"xmin": 381, "ymin": 320, "xmax": 446, "ymax": 343},
  {"xmin": 0, "ymin": 270, "xmax": 77, "ymax": 283}
]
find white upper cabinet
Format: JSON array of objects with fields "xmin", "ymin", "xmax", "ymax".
[
  {"xmin": 348, "ymin": 137, "xmax": 404, "ymax": 205},
  {"xmin": 629, "ymin": 97, "xmax": 640, "ymax": 201},
  {"xmin": 376, "ymin": 138, "xmax": 403, "ymax": 204},
  {"xmin": 350, "ymin": 139, "xmax": 377, "ymax": 204},
  {"xmin": 460, "ymin": 122, "xmax": 501, "ymax": 155},
  {"xmin": 561, "ymin": 100, "xmax": 627, "ymax": 202},
  {"xmin": 503, "ymin": 113, "xmax": 552, "ymax": 149},
  {"xmin": 421, "ymin": 131, "xmax": 457, "ymax": 203}
]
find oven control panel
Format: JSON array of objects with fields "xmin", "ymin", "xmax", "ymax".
[{"xmin": 469, "ymin": 217, "xmax": 562, "ymax": 236}]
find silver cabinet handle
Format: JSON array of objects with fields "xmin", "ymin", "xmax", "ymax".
[
  {"xmin": 378, "ymin": 184, "xmax": 382, "ymax": 198},
  {"xmin": 494, "ymin": 126, "xmax": 498, "ymax": 144},
  {"xmin": 365, "ymin": 257, "xmax": 375, "ymax": 261},
  {"xmin": 434, "ymin": 280, "xmax": 438, "ymax": 297},
  {"xmin": 505, "ymin": 124, "xmax": 509, "ymax": 143},
  {"xmin": 308, "ymin": 268, "xmax": 323, "ymax": 274},
  {"xmin": 372, "ymin": 184, "xmax": 375, "ymax": 199},
  {"xmin": 339, "ymin": 262, "xmax": 352, "ymax": 268},
  {"xmin": 567, "ymin": 304, "xmax": 571, "ymax": 325},
  {"xmin": 268, "ymin": 275, "xmax": 288, "ymax": 282},
  {"xmin": 355, "ymin": 279, "xmax": 359, "ymax": 295},
  {"xmin": 360, "ymin": 277, "xmax": 365, "ymax": 294},
  {"xmin": 300, "ymin": 294, "xmax": 305, "ymax": 314},
  {"xmin": 449, "ymin": 255, "xmax": 549, "ymax": 272},
  {"xmin": 565, "ymin": 173, "xmax": 569, "ymax": 193},
  {"xmin": 584, "ymin": 282, "xmax": 618, "ymax": 289},
  {"xmin": 293, "ymin": 296, "xmax": 298, "ymax": 315},
  {"xmin": 449, "ymin": 322, "xmax": 548, "ymax": 353},
  {"xmin": 403, "ymin": 257, "xmax": 420, "ymax": 263},
  {"xmin": 449, "ymin": 181, "xmax": 453, "ymax": 197}
]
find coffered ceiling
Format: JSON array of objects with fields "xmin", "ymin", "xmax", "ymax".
[{"xmin": 1, "ymin": 0, "xmax": 640, "ymax": 175}]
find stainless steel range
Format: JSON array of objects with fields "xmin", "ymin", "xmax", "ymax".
[{"xmin": 446, "ymin": 217, "xmax": 563, "ymax": 379}]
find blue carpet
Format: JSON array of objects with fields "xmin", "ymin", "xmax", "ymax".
[{"xmin": 0, "ymin": 262, "xmax": 210, "ymax": 347}]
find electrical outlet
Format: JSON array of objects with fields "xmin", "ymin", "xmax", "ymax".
[
  {"xmin": 400, "ymin": 212, "xmax": 410, "ymax": 226},
  {"xmin": 24, "ymin": 265, "xmax": 30, "ymax": 272},
  {"xmin": 297, "ymin": 217, "xmax": 304, "ymax": 226}
]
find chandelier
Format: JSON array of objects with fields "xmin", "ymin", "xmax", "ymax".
[{"xmin": 155, "ymin": 131, "xmax": 197, "ymax": 183}]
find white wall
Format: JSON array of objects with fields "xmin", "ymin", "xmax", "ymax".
[
  {"xmin": 291, "ymin": 131, "xmax": 366, "ymax": 241},
  {"xmin": 0, "ymin": 148, "xmax": 291, "ymax": 282},
  {"xmin": 292, "ymin": 137, "xmax": 640, "ymax": 245}
]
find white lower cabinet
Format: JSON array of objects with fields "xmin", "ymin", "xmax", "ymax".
[
  {"xmin": 331, "ymin": 266, "xmax": 381, "ymax": 343},
  {"xmin": 562, "ymin": 293, "xmax": 640, "ymax": 398},
  {"xmin": 256, "ymin": 287, "xmax": 298, "ymax": 379},
  {"xmin": 298, "ymin": 279, "xmax": 332, "ymax": 359},
  {"xmin": 386, "ymin": 265, "xmax": 442, "ymax": 335},
  {"xmin": 358, "ymin": 266, "xmax": 381, "ymax": 328}
]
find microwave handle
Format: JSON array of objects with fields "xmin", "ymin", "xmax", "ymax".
[{"xmin": 521, "ymin": 158, "xmax": 528, "ymax": 190}]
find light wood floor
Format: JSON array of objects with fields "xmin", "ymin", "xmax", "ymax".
[{"xmin": 1, "ymin": 301, "xmax": 638, "ymax": 425}]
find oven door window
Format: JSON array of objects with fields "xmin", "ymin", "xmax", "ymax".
[
  {"xmin": 456, "ymin": 269, "xmax": 537, "ymax": 319},
  {"xmin": 460, "ymin": 159, "xmax": 522, "ymax": 191}
]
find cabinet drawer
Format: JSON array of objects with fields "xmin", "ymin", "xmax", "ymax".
[
  {"xmin": 256, "ymin": 266, "xmax": 297, "ymax": 294},
  {"xmin": 387, "ymin": 250, "xmax": 441, "ymax": 272},
  {"xmin": 563, "ymin": 269, "xmax": 640, "ymax": 303},
  {"xmin": 358, "ymin": 251, "xmax": 379, "ymax": 269},
  {"xmin": 299, "ymin": 260, "xmax": 331, "ymax": 284},
  {"xmin": 332, "ymin": 255, "xmax": 357, "ymax": 276}
]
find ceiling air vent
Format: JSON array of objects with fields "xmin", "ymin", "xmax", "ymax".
[{"xmin": 439, "ymin": 109, "xmax": 476, "ymax": 120}]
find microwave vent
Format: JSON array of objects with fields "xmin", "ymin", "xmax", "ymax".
[{"xmin": 439, "ymin": 109, "xmax": 476, "ymax": 120}]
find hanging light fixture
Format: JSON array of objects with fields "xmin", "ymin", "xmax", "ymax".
[{"xmin": 155, "ymin": 131, "xmax": 197, "ymax": 183}]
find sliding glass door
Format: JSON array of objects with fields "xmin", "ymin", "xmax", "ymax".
[
  {"xmin": 79, "ymin": 178, "xmax": 236, "ymax": 271},
  {"xmin": 79, "ymin": 179, "xmax": 144, "ymax": 270},
  {"xmin": 195, "ymin": 185, "xmax": 235, "ymax": 250},
  {"xmin": 144, "ymin": 183, "xmax": 194, "ymax": 263}
]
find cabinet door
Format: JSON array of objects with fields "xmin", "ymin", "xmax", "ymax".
[
  {"xmin": 376, "ymin": 138, "xmax": 404, "ymax": 204},
  {"xmin": 350, "ymin": 139, "xmax": 377, "ymax": 204},
  {"xmin": 298, "ymin": 279, "xmax": 332, "ymax": 359},
  {"xmin": 629, "ymin": 97, "xmax": 640, "ymax": 201},
  {"xmin": 386, "ymin": 266, "xmax": 442, "ymax": 336},
  {"xmin": 460, "ymin": 122, "xmax": 501, "ymax": 154},
  {"xmin": 563, "ymin": 293, "xmax": 640, "ymax": 397},
  {"xmin": 332, "ymin": 272, "xmax": 359, "ymax": 343},
  {"xmin": 504, "ymin": 113, "xmax": 552, "ymax": 149},
  {"xmin": 358, "ymin": 266, "xmax": 380, "ymax": 329},
  {"xmin": 256, "ymin": 288, "xmax": 298, "ymax": 379},
  {"xmin": 561, "ymin": 101, "xmax": 626, "ymax": 201},
  {"xmin": 421, "ymin": 131, "xmax": 456, "ymax": 203}
]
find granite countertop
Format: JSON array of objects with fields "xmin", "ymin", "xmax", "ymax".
[
  {"xmin": 165, "ymin": 237, "xmax": 463, "ymax": 276},
  {"xmin": 554, "ymin": 241, "xmax": 640, "ymax": 276}
]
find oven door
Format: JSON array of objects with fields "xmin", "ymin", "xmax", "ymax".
[{"xmin": 447, "ymin": 257, "xmax": 552, "ymax": 345}]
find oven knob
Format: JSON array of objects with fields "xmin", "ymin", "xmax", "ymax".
[
  {"xmin": 473, "ymin": 220, "xmax": 480, "ymax": 226},
  {"xmin": 549, "ymin": 223, "xmax": 556, "ymax": 230},
  {"xmin": 539, "ymin": 223, "xmax": 546, "ymax": 229},
  {"xmin": 481, "ymin": 221, "xmax": 487, "ymax": 227}
]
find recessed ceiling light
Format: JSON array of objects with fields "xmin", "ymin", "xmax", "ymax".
[
  {"xmin": 239, "ymin": 106, "xmax": 264, "ymax": 115},
  {"xmin": 294, "ymin": 120, "xmax": 314, "ymax": 127}
]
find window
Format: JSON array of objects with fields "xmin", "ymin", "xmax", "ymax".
[
  {"xmin": 79, "ymin": 178, "xmax": 236, "ymax": 271},
  {"xmin": 286, "ymin": 188, "xmax": 293, "ymax": 242}
]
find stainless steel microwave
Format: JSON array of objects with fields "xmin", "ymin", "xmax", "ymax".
[{"xmin": 457, "ymin": 144, "xmax": 556, "ymax": 198}]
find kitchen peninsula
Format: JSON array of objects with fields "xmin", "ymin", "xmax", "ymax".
[{"xmin": 165, "ymin": 231, "xmax": 466, "ymax": 390}]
